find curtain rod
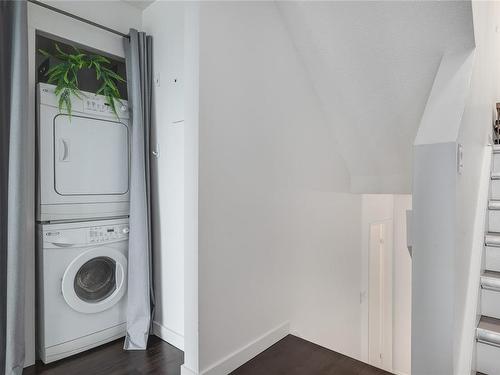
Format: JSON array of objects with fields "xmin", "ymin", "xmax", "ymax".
[{"xmin": 27, "ymin": 0, "xmax": 130, "ymax": 39}]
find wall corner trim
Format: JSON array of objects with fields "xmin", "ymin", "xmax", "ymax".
[
  {"xmin": 152, "ymin": 320, "xmax": 185, "ymax": 351},
  {"xmin": 201, "ymin": 321, "xmax": 290, "ymax": 375}
]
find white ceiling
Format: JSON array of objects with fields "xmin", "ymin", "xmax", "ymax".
[{"xmin": 277, "ymin": 1, "xmax": 474, "ymax": 193}]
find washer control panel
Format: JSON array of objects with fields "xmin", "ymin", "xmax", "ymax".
[{"xmin": 89, "ymin": 224, "xmax": 129, "ymax": 243}]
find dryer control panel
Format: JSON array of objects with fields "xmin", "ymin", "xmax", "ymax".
[
  {"xmin": 89, "ymin": 224, "xmax": 129, "ymax": 243},
  {"xmin": 38, "ymin": 82, "xmax": 129, "ymax": 120},
  {"xmin": 83, "ymin": 98, "xmax": 129, "ymax": 118}
]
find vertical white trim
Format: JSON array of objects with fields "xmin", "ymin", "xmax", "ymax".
[
  {"xmin": 183, "ymin": 3, "xmax": 200, "ymax": 374},
  {"xmin": 368, "ymin": 220, "xmax": 393, "ymax": 372},
  {"xmin": 385, "ymin": 220, "xmax": 394, "ymax": 371},
  {"xmin": 361, "ymin": 195, "xmax": 395, "ymax": 369},
  {"xmin": 25, "ymin": 8, "xmax": 37, "ymax": 368}
]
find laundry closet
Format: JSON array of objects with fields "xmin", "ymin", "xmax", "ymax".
[
  {"xmin": 26, "ymin": 2, "xmax": 133, "ymax": 368},
  {"xmin": 22, "ymin": 1, "xmax": 188, "ymax": 370},
  {"xmin": 35, "ymin": 35, "xmax": 131, "ymax": 363}
]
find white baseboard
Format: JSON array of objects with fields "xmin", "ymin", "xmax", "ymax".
[
  {"xmin": 181, "ymin": 364, "xmax": 199, "ymax": 375},
  {"xmin": 152, "ymin": 321, "xmax": 185, "ymax": 351},
  {"xmin": 201, "ymin": 321, "xmax": 290, "ymax": 375}
]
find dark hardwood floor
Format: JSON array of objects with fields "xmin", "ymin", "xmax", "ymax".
[
  {"xmin": 23, "ymin": 336, "xmax": 184, "ymax": 375},
  {"xmin": 23, "ymin": 334, "xmax": 391, "ymax": 375},
  {"xmin": 231, "ymin": 335, "xmax": 392, "ymax": 375}
]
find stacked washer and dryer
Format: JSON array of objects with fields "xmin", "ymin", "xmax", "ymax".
[{"xmin": 36, "ymin": 82, "xmax": 131, "ymax": 363}]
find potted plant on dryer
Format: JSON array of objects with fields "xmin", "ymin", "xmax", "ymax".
[{"xmin": 39, "ymin": 44, "xmax": 126, "ymax": 119}]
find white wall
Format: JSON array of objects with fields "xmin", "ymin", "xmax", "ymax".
[
  {"xmin": 43, "ymin": 1, "xmax": 142, "ymax": 34},
  {"xmin": 142, "ymin": 1, "xmax": 186, "ymax": 351},
  {"xmin": 184, "ymin": 1, "xmax": 489, "ymax": 374},
  {"xmin": 289, "ymin": 193, "xmax": 362, "ymax": 359},
  {"xmin": 414, "ymin": 49, "xmax": 475, "ymax": 146},
  {"xmin": 412, "ymin": 1, "xmax": 496, "ymax": 373},
  {"xmin": 411, "ymin": 46, "xmax": 475, "ymax": 375},
  {"xmin": 413, "ymin": 142, "xmax": 458, "ymax": 375},
  {"xmin": 196, "ymin": 2, "xmax": 365, "ymax": 373}
]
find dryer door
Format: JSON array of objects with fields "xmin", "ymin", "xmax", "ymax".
[
  {"xmin": 62, "ymin": 247, "xmax": 127, "ymax": 314},
  {"xmin": 54, "ymin": 114, "xmax": 129, "ymax": 196}
]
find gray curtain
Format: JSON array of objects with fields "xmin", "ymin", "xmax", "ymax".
[
  {"xmin": 0, "ymin": 0, "xmax": 30, "ymax": 374},
  {"xmin": 124, "ymin": 29, "xmax": 155, "ymax": 350}
]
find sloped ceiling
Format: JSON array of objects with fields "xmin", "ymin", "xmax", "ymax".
[
  {"xmin": 122, "ymin": 0, "xmax": 154, "ymax": 11},
  {"xmin": 277, "ymin": 1, "xmax": 474, "ymax": 193}
]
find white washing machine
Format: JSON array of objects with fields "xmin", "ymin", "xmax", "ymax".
[
  {"xmin": 37, "ymin": 82, "xmax": 130, "ymax": 222},
  {"xmin": 37, "ymin": 218, "xmax": 129, "ymax": 363}
]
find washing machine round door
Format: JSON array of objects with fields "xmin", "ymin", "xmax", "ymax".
[{"xmin": 62, "ymin": 247, "xmax": 127, "ymax": 314}]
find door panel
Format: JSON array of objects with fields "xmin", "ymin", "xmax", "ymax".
[
  {"xmin": 368, "ymin": 220, "xmax": 393, "ymax": 371},
  {"xmin": 369, "ymin": 223, "xmax": 383, "ymax": 367},
  {"xmin": 54, "ymin": 115, "xmax": 129, "ymax": 195}
]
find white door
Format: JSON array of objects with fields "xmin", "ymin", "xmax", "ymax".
[
  {"xmin": 54, "ymin": 115, "xmax": 129, "ymax": 196},
  {"xmin": 368, "ymin": 221, "xmax": 393, "ymax": 370}
]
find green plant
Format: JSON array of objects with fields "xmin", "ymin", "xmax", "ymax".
[{"xmin": 39, "ymin": 44, "xmax": 125, "ymax": 119}]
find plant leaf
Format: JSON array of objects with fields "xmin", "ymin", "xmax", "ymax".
[
  {"xmin": 54, "ymin": 43, "xmax": 69, "ymax": 59},
  {"xmin": 42, "ymin": 42, "xmax": 124, "ymax": 120},
  {"xmin": 39, "ymin": 49, "xmax": 51, "ymax": 57}
]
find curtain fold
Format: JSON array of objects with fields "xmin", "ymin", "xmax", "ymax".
[
  {"xmin": 0, "ymin": 1, "xmax": 30, "ymax": 374},
  {"xmin": 124, "ymin": 29, "xmax": 155, "ymax": 350}
]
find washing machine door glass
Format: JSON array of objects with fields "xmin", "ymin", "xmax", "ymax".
[
  {"xmin": 74, "ymin": 257, "xmax": 117, "ymax": 303},
  {"xmin": 62, "ymin": 247, "xmax": 127, "ymax": 314}
]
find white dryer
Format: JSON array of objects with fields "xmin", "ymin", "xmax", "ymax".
[
  {"xmin": 37, "ymin": 218, "xmax": 129, "ymax": 363},
  {"xmin": 37, "ymin": 83, "xmax": 130, "ymax": 222}
]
